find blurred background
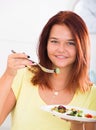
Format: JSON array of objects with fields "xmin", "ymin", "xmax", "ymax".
[{"xmin": 0, "ymin": 0, "xmax": 96, "ymax": 129}]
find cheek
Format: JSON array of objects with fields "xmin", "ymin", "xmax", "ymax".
[
  {"xmin": 47, "ymin": 44, "xmax": 54, "ymax": 55},
  {"xmin": 71, "ymin": 49, "xmax": 77, "ymax": 60}
]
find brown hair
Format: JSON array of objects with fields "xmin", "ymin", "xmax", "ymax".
[{"xmin": 30, "ymin": 11, "xmax": 92, "ymax": 92}]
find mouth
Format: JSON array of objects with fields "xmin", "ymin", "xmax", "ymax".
[{"xmin": 55, "ymin": 55, "xmax": 68, "ymax": 59}]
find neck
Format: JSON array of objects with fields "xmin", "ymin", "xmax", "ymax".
[
  {"xmin": 52, "ymin": 71, "xmax": 69, "ymax": 87},
  {"xmin": 49, "ymin": 75, "xmax": 68, "ymax": 97},
  {"xmin": 52, "ymin": 86, "xmax": 67, "ymax": 96},
  {"xmin": 50, "ymin": 68, "xmax": 71, "ymax": 95}
]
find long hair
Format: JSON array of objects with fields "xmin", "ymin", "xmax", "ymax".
[{"xmin": 30, "ymin": 11, "xmax": 92, "ymax": 92}]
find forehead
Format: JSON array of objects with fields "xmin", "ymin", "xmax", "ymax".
[{"xmin": 49, "ymin": 24, "xmax": 74, "ymax": 40}]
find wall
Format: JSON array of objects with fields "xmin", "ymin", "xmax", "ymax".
[
  {"xmin": 0, "ymin": 0, "xmax": 96, "ymax": 130},
  {"xmin": 90, "ymin": 34, "xmax": 96, "ymax": 83}
]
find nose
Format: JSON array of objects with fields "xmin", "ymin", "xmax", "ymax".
[{"xmin": 58, "ymin": 43, "xmax": 67, "ymax": 52}]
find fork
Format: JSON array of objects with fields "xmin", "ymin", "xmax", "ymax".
[{"xmin": 11, "ymin": 50, "xmax": 60, "ymax": 74}]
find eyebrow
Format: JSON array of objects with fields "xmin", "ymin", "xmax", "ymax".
[
  {"xmin": 67, "ymin": 39, "xmax": 75, "ymax": 42},
  {"xmin": 48, "ymin": 37, "xmax": 57, "ymax": 40},
  {"xmin": 49, "ymin": 37, "xmax": 75, "ymax": 42}
]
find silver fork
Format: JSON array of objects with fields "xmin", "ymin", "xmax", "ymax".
[{"xmin": 11, "ymin": 50, "xmax": 60, "ymax": 74}]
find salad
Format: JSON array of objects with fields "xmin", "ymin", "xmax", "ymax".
[{"xmin": 51, "ymin": 105, "xmax": 96, "ymax": 119}]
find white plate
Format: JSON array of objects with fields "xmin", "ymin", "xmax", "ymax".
[{"xmin": 41, "ymin": 104, "xmax": 96, "ymax": 122}]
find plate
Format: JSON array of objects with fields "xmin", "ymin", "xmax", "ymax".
[{"xmin": 41, "ymin": 104, "xmax": 96, "ymax": 122}]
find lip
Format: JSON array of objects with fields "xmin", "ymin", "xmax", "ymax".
[{"xmin": 55, "ymin": 55, "xmax": 68, "ymax": 59}]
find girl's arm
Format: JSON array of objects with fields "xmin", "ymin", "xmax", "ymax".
[{"xmin": 0, "ymin": 52, "xmax": 32, "ymax": 125}]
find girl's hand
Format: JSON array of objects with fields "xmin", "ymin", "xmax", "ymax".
[
  {"xmin": 61, "ymin": 118, "xmax": 96, "ymax": 130},
  {"xmin": 5, "ymin": 52, "xmax": 33, "ymax": 77},
  {"xmin": 71, "ymin": 121, "xmax": 84, "ymax": 130},
  {"xmin": 71, "ymin": 121, "xmax": 96, "ymax": 130}
]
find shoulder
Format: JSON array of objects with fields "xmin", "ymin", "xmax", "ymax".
[
  {"xmin": 88, "ymin": 84, "xmax": 96, "ymax": 110},
  {"xmin": 76, "ymin": 84, "xmax": 96, "ymax": 99},
  {"xmin": 16, "ymin": 67, "xmax": 32, "ymax": 75},
  {"xmin": 76, "ymin": 84, "xmax": 96, "ymax": 110},
  {"xmin": 89, "ymin": 84, "xmax": 96, "ymax": 99},
  {"xmin": 11, "ymin": 67, "xmax": 33, "ymax": 99},
  {"xmin": 16, "ymin": 67, "xmax": 34, "ymax": 80},
  {"xmin": 84, "ymin": 84, "xmax": 96, "ymax": 97},
  {"xmin": 90, "ymin": 84, "xmax": 96, "ymax": 93}
]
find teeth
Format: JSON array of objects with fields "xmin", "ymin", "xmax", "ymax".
[{"xmin": 56, "ymin": 56, "xmax": 65, "ymax": 58}]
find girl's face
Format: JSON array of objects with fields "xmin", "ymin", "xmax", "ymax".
[{"xmin": 47, "ymin": 24, "xmax": 76, "ymax": 70}]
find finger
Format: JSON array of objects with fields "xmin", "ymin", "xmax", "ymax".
[{"xmin": 11, "ymin": 50, "xmax": 29, "ymax": 59}]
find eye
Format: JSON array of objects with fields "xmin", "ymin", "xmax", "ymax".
[
  {"xmin": 67, "ymin": 41, "xmax": 76, "ymax": 46},
  {"xmin": 50, "ymin": 40, "xmax": 59, "ymax": 44}
]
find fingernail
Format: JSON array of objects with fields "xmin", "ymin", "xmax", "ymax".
[
  {"xmin": 27, "ymin": 55, "xmax": 30, "ymax": 58},
  {"xmin": 29, "ymin": 60, "xmax": 35, "ymax": 63}
]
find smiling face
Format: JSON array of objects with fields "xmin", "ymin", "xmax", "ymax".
[{"xmin": 47, "ymin": 24, "xmax": 76, "ymax": 71}]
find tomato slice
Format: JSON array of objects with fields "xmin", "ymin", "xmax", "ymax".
[{"xmin": 85, "ymin": 114, "xmax": 93, "ymax": 118}]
